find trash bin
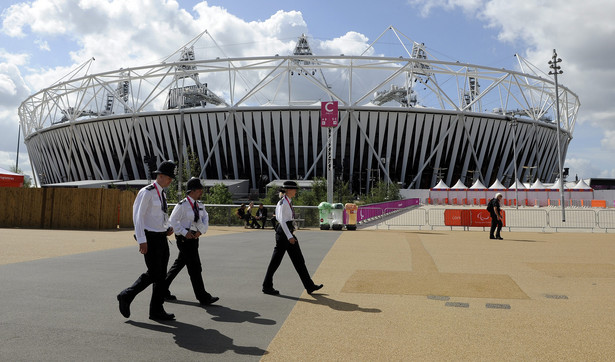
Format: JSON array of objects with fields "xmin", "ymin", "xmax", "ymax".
[
  {"xmin": 344, "ymin": 203, "xmax": 358, "ymax": 230},
  {"xmin": 318, "ymin": 202, "xmax": 332, "ymax": 230},
  {"xmin": 331, "ymin": 203, "xmax": 344, "ymax": 230}
]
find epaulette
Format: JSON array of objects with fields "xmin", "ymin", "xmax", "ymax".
[
  {"xmin": 146, "ymin": 184, "xmax": 155, "ymax": 191},
  {"xmin": 278, "ymin": 199, "xmax": 284, "ymax": 206},
  {"xmin": 178, "ymin": 199, "xmax": 186, "ymax": 205}
]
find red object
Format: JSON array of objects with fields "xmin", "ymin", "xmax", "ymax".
[
  {"xmin": 444, "ymin": 209, "xmax": 506, "ymax": 227},
  {"xmin": 321, "ymin": 101, "xmax": 339, "ymax": 127},
  {"xmin": 0, "ymin": 167, "xmax": 24, "ymax": 187}
]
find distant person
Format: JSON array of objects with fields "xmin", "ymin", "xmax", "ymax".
[
  {"xmin": 262, "ymin": 180, "xmax": 323, "ymax": 296},
  {"xmin": 254, "ymin": 203, "xmax": 268, "ymax": 229},
  {"xmin": 163, "ymin": 178, "xmax": 219, "ymax": 306},
  {"xmin": 487, "ymin": 192, "xmax": 503, "ymax": 240},
  {"xmin": 117, "ymin": 161, "xmax": 176, "ymax": 321},
  {"xmin": 237, "ymin": 203, "xmax": 254, "ymax": 228}
]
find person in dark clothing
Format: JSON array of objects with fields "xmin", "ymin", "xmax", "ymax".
[
  {"xmin": 117, "ymin": 161, "xmax": 176, "ymax": 321},
  {"xmin": 262, "ymin": 180, "xmax": 323, "ymax": 296},
  {"xmin": 253, "ymin": 203, "xmax": 268, "ymax": 229},
  {"xmin": 237, "ymin": 203, "xmax": 254, "ymax": 228},
  {"xmin": 163, "ymin": 177, "xmax": 219, "ymax": 306},
  {"xmin": 488, "ymin": 192, "xmax": 504, "ymax": 240}
]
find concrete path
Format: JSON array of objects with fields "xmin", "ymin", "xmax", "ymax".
[{"xmin": 1, "ymin": 227, "xmax": 614, "ymax": 361}]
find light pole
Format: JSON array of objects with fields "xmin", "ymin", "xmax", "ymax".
[{"xmin": 549, "ymin": 49, "xmax": 565, "ymax": 222}]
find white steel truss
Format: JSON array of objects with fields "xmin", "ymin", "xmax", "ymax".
[{"xmin": 18, "ymin": 28, "xmax": 579, "ymax": 191}]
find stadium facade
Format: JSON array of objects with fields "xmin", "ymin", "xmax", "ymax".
[{"xmin": 19, "ymin": 27, "xmax": 580, "ymax": 192}]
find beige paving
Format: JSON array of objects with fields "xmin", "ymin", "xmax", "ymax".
[
  {"xmin": 0, "ymin": 227, "xmax": 247, "ymax": 265},
  {"xmin": 263, "ymin": 230, "xmax": 615, "ymax": 361},
  {"xmin": 2, "ymin": 227, "xmax": 614, "ymax": 360}
]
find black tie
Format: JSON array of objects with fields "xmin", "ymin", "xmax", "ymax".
[
  {"xmin": 193, "ymin": 200, "xmax": 199, "ymax": 222},
  {"xmin": 161, "ymin": 189, "xmax": 168, "ymax": 213}
]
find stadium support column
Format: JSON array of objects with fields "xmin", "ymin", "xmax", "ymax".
[
  {"xmin": 510, "ymin": 116, "xmax": 519, "ymax": 209},
  {"xmin": 548, "ymin": 49, "xmax": 565, "ymax": 222},
  {"xmin": 178, "ymin": 105, "xmax": 184, "ymax": 197}
]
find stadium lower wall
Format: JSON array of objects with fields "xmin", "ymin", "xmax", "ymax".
[{"xmin": 25, "ymin": 107, "xmax": 566, "ymax": 191}]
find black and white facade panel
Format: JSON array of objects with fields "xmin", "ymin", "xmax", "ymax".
[{"xmin": 19, "ymin": 30, "xmax": 579, "ymax": 191}]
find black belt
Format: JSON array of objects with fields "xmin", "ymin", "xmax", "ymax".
[
  {"xmin": 275, "ymin": 221, "xmax": 295, "ymax": 234},
  {"xmin": 145, "ymin": 230, "xmax": 166, "ymax": 235}
]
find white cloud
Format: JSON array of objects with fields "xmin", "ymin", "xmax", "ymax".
[
  {"xmin": 0, "ymin": 48, "xmax": 29, "ymax": 66},
  {"xmin": 410, "ymin": 0, "xmax": 615, "ymax": 179},
  {"xmin": 0, "ymin": 62, "xmax": 30, "ymax": 106},
  {"xmin": 320, "ymin": 32, "xmax": 372, "ymax": 56},
  {"xmin": 34, "ymin": 39, "xmax": 50, "ymax": 51}
]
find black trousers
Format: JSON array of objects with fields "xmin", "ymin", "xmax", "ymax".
[
  {"xmin": 263, "ymin": 224, "xmax": 316, "ymax": 290},
  {"xmin": 120, "ymin": 231, "xmax": 170, "ymax": 313},
  {"xmin": 490, "ymin": 215, "xmax": 503, "ymax": 238},
  {"xmin": 165, "ymin": 235, "xmax": 211, "ymax": 301}
]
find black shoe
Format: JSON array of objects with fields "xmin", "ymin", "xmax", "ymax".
[
  {"xmin": 117, "ymin": 293, "xmax": 131, "ymax": 318},
  {"xmin": 490, "ymin": 236, "xmax": 496, "ymax": 239},
  {"xmin": 307, "ymin": 284, "xmax": 323, "ymax": 295},
  {"xmin": 149, "ymin": 311, "xmax": 175, "ymax": 321},
  {"xmin": 200, "ymin": 296, "xmax": 220, "ymax": 306},
  {"xmin": 164, "ymin": 293, "xmax": 177, "ymax": 301},
  {"xmin": 496, "ymin": 236, "xmax": 504, "ymax": 240},
  {"xmin": 262, "ymin": 287, "xmax": 280, "ymax": 295}
]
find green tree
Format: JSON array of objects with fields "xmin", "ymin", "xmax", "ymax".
[
  {"xmin": 9, "ymin": 165, "xmax": 32, "ymax": 188},
  {"xmin": 361, "ymin": 180, "xmax": 400, "ymax": 204},
  {"xmin": 165, "ymin": 148, "xmax": 200, "ymax": 203},
  {"xmin": 203, "ymin": 183, "xmax": 234, "ymax": 224}
]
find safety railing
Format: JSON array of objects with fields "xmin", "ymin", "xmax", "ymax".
[{"xmin": 382, "ymin": 207, "xmax": 615, "ymax": 232}]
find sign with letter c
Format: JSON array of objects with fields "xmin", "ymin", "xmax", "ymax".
[{"xmin": 321, "ymin": 101, "xmax": 338, "ymax": 127}]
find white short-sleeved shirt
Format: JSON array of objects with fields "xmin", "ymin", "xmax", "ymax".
[
  {"xmin": 275, "ymin": 195, "xmax": 295, "ymax": 239},
  {"xmin": 169, "ymin": 195, "xmax": 209, "ymax": 237},
  {"xmin": 133, "ymin": 181, "xmax": 169, "ymax": 244}
]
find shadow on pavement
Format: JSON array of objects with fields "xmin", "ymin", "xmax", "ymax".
[
  {"xmin": 167, "ymin": 300, "xmax": 276, "ymax": 325},
  {"xmin": 276, "ymin": 293, "xmax": 382, "ymax": 313},
  {"xmin": 126, "ymin": 320, "xmax": 268, "ymax": 356}
]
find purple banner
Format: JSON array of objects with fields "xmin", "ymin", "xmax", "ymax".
[{"xmin": 354, "ymin": 198, "xmax": 420, "ymax": 223}]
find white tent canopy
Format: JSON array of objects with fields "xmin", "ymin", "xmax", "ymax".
[
  {"xmin": 574, "ymin": 179, "xmax": 592, "ymax": 189},
  {"xmin": 550, "ymin": 179, "xmax": 569, "ymax": 190},
  {"xmin": 451, "ymin": 180, "xmax": 467, "ymax": 189},
  {"xmin": 489, "ymin": 179, "xmax": 506, "ymax": 190},
  {"xmin": 470, "ymin": 179, "xmax": 487, "ymax": 189},
  {"xmin": 530, "ymin": 179, "xmax": 546, "ymax": 189},
  {"xmin": 508, "ymin": 179, "xmax": 526, "ymax": 190},
  {"xmin": 432, "ymin": 179, "xmax": 449, "ymax": 189}
]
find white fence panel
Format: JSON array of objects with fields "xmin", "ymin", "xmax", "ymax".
[
  {"xmin": 597, "ymin": 210, "xmax": 615, "ymax": 229},
  {"xmin": 384, "ymin": 208, "xmax": 427, "ymax": 226},
  {"xmin": 549, "ymin": 209, "xmax": 597, "ymax": 229},
  {"xmin": 503, "ymin": 208, "xmax": 548, "ymax": 229}
]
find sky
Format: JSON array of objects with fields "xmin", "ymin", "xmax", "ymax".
[{"xmin": 1, "ymin": 0, "xmax": 614, "ymax": 183}]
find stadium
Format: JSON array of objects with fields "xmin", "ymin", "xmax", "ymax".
[{"xmin": 18, "ymin": 27, "xmax": 580, "ymax": 193}]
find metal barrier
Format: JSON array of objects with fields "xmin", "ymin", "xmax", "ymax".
[
  {"xmin": 597, "ymin": 209, "xmax": 615, "ymax": 230},
  {"xmin": 549, "ymin": 209, "xmax": 597, "ymax": 230},
  {"xmin": 504, "ymin": 208, "xmax": 548, "ymax": 229},
  {"xmin": 380, "ymin": 206, "xmax": 615, "ymax": 232},
  {"xmin": 173, "ymin": 204, "xmax": 614, "ymax": 232},
  {"xmin": 381, "ymin": 207, "xmax": 427, "ymax": 227}
]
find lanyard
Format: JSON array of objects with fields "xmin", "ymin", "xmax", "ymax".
[
  {"xmin": 186, "ymin": 196, "xmax": 199, "ymax": 222},
  {"xmin": 284, "ymin": 195, "xmax": 295, "ymax": 219},
  {"xmin": 152, "ymin": 183, "xmax": 167, "ymax": 213}
]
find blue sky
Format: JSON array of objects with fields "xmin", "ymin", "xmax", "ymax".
[{"xmin": 1, "ymin": 0, "xmax": 613, "ymax": 183}]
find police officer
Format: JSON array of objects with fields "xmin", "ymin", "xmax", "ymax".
[
  {"xmin": 117, "ymin": 161, "xmax": 176, "ymax": 321},
  {"xmin": 262, "ymin": 180, "xmax": 323, "ymax": 296},
  {"xmin": 164, "ymin": 177, "xmax": 219, "ymax": 306}
]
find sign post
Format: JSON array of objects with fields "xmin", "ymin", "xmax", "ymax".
[{"xmin": 321, "ymin": 101, "xmax": 338, "ymax": 203}]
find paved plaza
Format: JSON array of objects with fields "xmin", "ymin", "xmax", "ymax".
[{"xmin": 1, "ymin": 226, "xmax": 614, "ymax": 361}]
